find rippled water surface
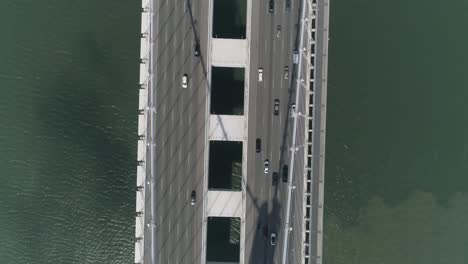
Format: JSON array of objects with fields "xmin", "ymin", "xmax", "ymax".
[
  {"xmin": 0, "ymin": 1, "xmax": 140, "ymax": 263},
  {"xmin": 325, "ymin": 0, "xmax": 468, "ymax": 263}
]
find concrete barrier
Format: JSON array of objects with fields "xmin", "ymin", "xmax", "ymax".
[{"xmin": 135, "ymin": 4, "xmax": 152, "ymax": 264}]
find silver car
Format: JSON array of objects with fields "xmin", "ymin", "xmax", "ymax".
[{"xmin": 182, "ymin": 74, "xmax": 188, "ymax": 88}]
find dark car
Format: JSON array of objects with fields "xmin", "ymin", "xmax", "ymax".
[
  {"xmin": 272, "ymin": 172, "xmax": 279, "ymax": 186},
  {"xmin": 285, "ymin": 0, "xmax": 291, "ymax": 12},
  {"xmin": 282, "ymin": 165, "xmax": 288, "ymax": 182},
  {"xmin": 194, "ymin": 43, "xmax": 200, "ymax": 57},
  {"xmin": 256, "ymin": 138, "xmax": 261, "ymax": 153},
  {"xmin": 274, "ymin": 99, "xmax": 280, "ymax": 115},
  {"xmin": 268, "ymin": 0, "xmax": 274, "ymax": 13}
]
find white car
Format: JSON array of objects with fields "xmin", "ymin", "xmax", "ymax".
[
  {"xmin": 270, "ymin": 232, "xmax": 276, "ymax": 246},
  {"xmin": 264, "ymin": 159, "xmax": 269, "ymax": 174},
  {"xmin": 292, "ymin": 49, "xmax": 299, "ymax": 64},
  {"xmin": 182, "ymin": 74, "xmax": 188, "ymax": 88},
  {"xmin": 291, "ymin": 103, "xmax": 296, "ymax": 117},
  {"xmin": 258, "ymin": 68, "xmax": 263, "ymax": 82}
]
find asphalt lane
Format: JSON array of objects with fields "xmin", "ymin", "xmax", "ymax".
[
  {"xmin": 144, "ymin": 0, "xmax": 313, "ymax": 262},
  {"xmin": 145, "ymin": 0, "xmax": 209, "ymax": 263},
  {"xmin": 245, "ymin": 0, "xmax": 301, "ymax": 262}
]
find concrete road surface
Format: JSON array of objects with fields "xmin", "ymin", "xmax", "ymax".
[
  {"xmin": 144, "ymin": 0, "xmax": 210, "ymax": 263},
  {"xmin": 244, "ymin": 0, "xmax": 303, "ymax": 263}
]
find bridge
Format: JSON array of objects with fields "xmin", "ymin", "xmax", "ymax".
[{"xmin": 134, "ymin": 0, "xmax": 329, "ymax": 263}]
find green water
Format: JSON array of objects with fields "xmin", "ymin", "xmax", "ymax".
[
  {"xmin": 0, "ymin": 1, "xmax": 140, "ymax": 263},
  {"xmin": 324, "ymin": 0, "xmax": 468, "ymax": 263}
]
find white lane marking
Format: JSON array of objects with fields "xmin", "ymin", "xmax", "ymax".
[
  {"xmin": 173, "ymin": 2, "xmax": 177, "ymax": 52},
  {"xmin": 169, "ymin": 220, "xmax": 171, "ymax": 232},
  {"xmin": 187, "ymin": 151, "xmax": 191, "ymax": 168},
  {"xmin": 272, "ymin": 41, "xmax": 276, "ymax": 92},
  {"xmin": 162, "ymin": 103, "xmax": 166, "ymax": 117},
  {"xmin": 169, "ymin": 183, "xmax": 172, "ymax": 196},
  {"xmin": 279, "ymin": 111, "xmax": 282, "ymax": 127},
  {"xmin": 182, "ymin": 4, "xmax": 185, "ymax": 53},
  {"xmin": 172, "ymin": 68, "xmax": 175, "ymax": 85},
  {"xmin": 165, "ymin": 22, "xmax": 169, "ymax": 43},
  {"xmin": 270, "ymin": 147, "xmax": 273, "ymax": 166},
  {"xmin": 171, "ymin": 108, "xmax": 175, "ymax": 122},
  {"xmin": 170, "ymin": 141, "xmax": 174, "ymax": 161},
  {"xmin": 176, "ymin": 222, "xmax": 180, "ymax": 236},
  {"xmin": 159, "ymin": 177, "xmax": 164, "ymax": 192},
  {"xmin": 179, "ymin": 147, "xmax": 182, "ymax": 164},
  {"xmin": 188, "ymin": 108, "xmax": 192, "ymax": 125}
]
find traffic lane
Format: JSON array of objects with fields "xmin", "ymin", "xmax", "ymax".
[
  {"xmin": 265, "ymin": 0, "xmax": 304, "ymax": 260},
  {"xmin": 245, "ymin": 35, "xmax": 261, "ymax": 264},
  {"xmin": 248, "ymin": 0, "xmax": 288, "ymax": 262},
  {"xmin": 253, "ymin": 20, "xmax": 276, "ymax": 261},
  {"xmin": 153, "ymin": 1, "xmax": 200, "ymax": 261},
  {"xmin": 150, "ymin": 0, "xmax": 206, "ymax": 262},
  {"xmin": 176, "ymin": 22, "xmax": 196, "ymax": 264},
  {"xmin": 245, "ymin": 0, "xmax": 263, "ymax": 258},
  {"xmin": 260, "ymin": 1, "xmax": 289, "ymax": 261},
  {"xmin": 263, "ymin": 6, "xmax": 286, "ymax": 261},
  {"xmin": 178, "ymin": 0, "xmax": 211, "ymax": 260}
]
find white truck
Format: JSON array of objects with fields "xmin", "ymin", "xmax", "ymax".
[{"xmin": 292, "ymin": 49, "xmax": 299, "ymax": 64}]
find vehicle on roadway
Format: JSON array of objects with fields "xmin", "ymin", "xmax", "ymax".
[
  {"xmin": 282, "ymin": 165, "xmax": 288, "ymax": 182},
  {"xmin": 272, "ymin": 172, "xmax": 279, "ymax": 186},
  {"xmin": 293, "ymin": 49, "xmax": 299, "ymax": 64},
  {"xmin": 190, "ymin": 190, "xmax": 196, "ymax": 205},
  {"xmin": 274, "ymin": 99, "xmax": 280, "ymax": 116},
  {"xmin": 285, "ymin": 0, "xmax": 291, "ymax": 12},
  {"xmin": 291, "ymin": 103, "xmax": 296, "ymax": 117},
  {"xmin": 270, "ymin": 232, "xmax": 277, "ymax": 246},
  {"xmin": 182, "ymin": 74, "xmax": 188, "ymax": 88},
  {"xmin": 264, "ymin": 159, "xmax": 269, "ymax": 174},
  {"xmin": 258, "ymin": 68, "xmax": 263, "ymax": 82},
  {"xmin": 268, "ymin": 0, "xmax": 274, "ymax": 13},
  {"xmin": 194, "ymin": 43, "xmax": 200, "ymax": 57},
  {"xmin": 276, "ymin": 25, "xmax": 281, "ymax": 38},
  {"xmin": 256, "ymin": 138, "xmax": 261, "ymax": 153},
  {"xmin": 284, "ymin": 66, "xmax": 289, "ymax": 79}
]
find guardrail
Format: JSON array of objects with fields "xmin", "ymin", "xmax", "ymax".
[
  {"xmin": 302, "ymin": 1, "xmax": 317, "ymax": 263},
  {"xmin": 302, "ymin": 0, "xmax": 329, "ymax": 263},
  {"xmin": 135, "ymin": 0, "xmax": 152, "ymax": 263},
  {"xmin": 282, "ymin": 0, "xmax": 329, "ymax": 263}
]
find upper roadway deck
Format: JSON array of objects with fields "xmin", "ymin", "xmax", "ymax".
[{"xmin": 135, "ymin": 0, "xmax": 329, "ymax": 263}]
